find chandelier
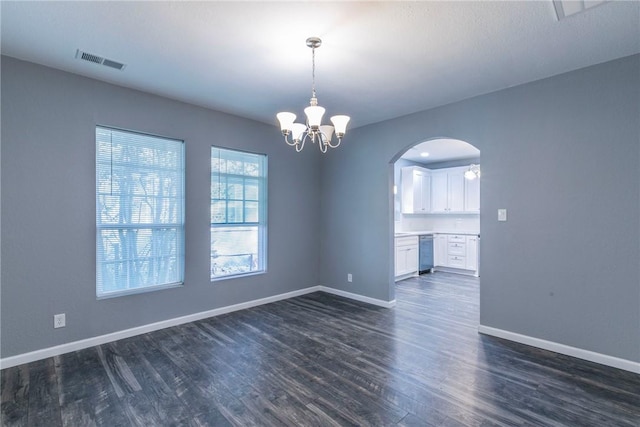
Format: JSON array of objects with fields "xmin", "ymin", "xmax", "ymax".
[{"xmin": 276, "ymin": 37, "xmax": 350, "ymax": 153}]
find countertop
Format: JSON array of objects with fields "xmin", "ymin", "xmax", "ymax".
[{"xmin": 395, "ymin": 229, "xmax": 480, "ymax": 237}]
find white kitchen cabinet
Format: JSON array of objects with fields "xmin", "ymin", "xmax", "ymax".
[
  {"xmin": 395, "ymin": 236, "xmax": 419, "ymax": 278},
  {"xmin": 433, "ymin": 233, "xmax": 479, "ymax": 276},
  {"xmin": 465, "ymin": 235, "xmax": 479, "ymax": 272},
  {"xmin": 448, "ymin": 170, "xmax": 465, "ymax": 211},
  {"xmin": 400, "ymin": 164, "xmax": 480, "ymax": 214},
  {"xmin": 447, "ymin": 234, "xmax": 466, "ymax": 243},
  {"xmin": 433, "ymin": 234, "xmax": 448, "ymax": 267},
  {"xmin": 448, "ymin": 241, "xmax": 465, "ymax": 256},
  {"xmin": 447, "ymin": 255, "xmax": 466, "ymax": 269},
  {"xmin": 464, "ymin": 176, "xmax": 480, "ymax": 212},
  {"xmin": 430, "ymin": 172, "xmax": 448, "ymax": 213},
  {"xmin": 447, "ymin": 234, "xmax": 467, "ymax": 268},
  {"xmin": 401, "ymin": 167, "xmax": 431, "ymax": 214},
  {"xmin": 430, "ymin": 168, "xmax": 465, "ymax": 213}
]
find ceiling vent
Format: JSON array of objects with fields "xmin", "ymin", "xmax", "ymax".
[
  {"xmin": 552, "ymin": 0, "xmax": 608, "ymax": 20},
  {"xmin": 75, "ymin": 49, "xmax": 126, "ymax": 71}
]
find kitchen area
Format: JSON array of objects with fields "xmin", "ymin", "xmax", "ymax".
[{"xmin": 394, "ymin": 139, "xmax": 480, "ymax": 281}]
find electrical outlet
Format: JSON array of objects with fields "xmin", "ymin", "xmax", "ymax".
[
  {"xmin": 347, "ymin": 273, "xmax": 353, "ymax": 282},
  {"xmin": 498, "ymin": 209, "xmax": 507, "ymax": 222},
  {"xmin": 54, "ymin": 313, "xmax": 66, "ymax": 329}
]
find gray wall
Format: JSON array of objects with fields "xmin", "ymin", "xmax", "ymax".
[
  {"xmin": 319, "ymin": 54, "xmax": 640, "ymax": 362},
  {"xmin": 3, "ymin": 54, "xmax": 639, "ymax": 364},
  {"xmin": 1, "ymin": 56, "xmax": 321, "ymax": 358}
]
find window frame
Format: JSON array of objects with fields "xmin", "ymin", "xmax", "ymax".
[
  {"xmin": 210, "ymin": 146, "xmax": 268, "ymax": 281},
  {"xmin": 95, "ymin": 125, "xmax": 185, "ymax": 299}
]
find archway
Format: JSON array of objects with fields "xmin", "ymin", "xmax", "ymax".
[{"xmin": 389, "ymin": 137, "xmax": 481, "ymax": 301}]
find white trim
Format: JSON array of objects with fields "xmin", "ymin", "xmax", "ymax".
[
  {"xmin": 394, "ymin": 272, "xmax": 418, "ymax": 282},
  {"xmin": 319, "ymin": 286, "xmax": 396, "ymax": 308},
  {"xmin": 478, "ymin": 325, "xmax": 640, "ymax": 374},
  {"xmin": 433, "ymin": 266, "xmax": 477, "ymax": 277},
  {"xmin": 0, "ymin": 285, "xmax": 395, "ymax": 369},
  {"xmin": 1, "ymin": 286, "xmax": 320, "ymax": 370}
]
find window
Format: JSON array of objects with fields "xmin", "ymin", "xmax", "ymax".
[
  {"xmin": 96, "ymin": 127, "xmax": 185, "ymax": 298},
  {"xmin": 211, "ymin": 147, "xmax": 267, "ymax": 279}
]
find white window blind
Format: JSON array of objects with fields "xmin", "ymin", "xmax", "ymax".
[
  {"xmin": 96, "ymin": 127, "xmax": 185, "ymax": 298},
  {"xmin": 211, "ymin": 147, "xmax": 267, "ymax": 279}
]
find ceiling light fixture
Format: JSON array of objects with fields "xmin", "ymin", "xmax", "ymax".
[
  {"xmin": 464, "ymin": 164, "xmax": 481, "ymax": 180},
  {"xmin": 276, "ymin": 37, "xmax": 350, "ymax": 153},
  {"xmin": 420, "ymin": 152, "xmax": 430, "ymax": 157}
]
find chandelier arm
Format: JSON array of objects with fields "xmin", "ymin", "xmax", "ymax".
[
  {"xmin": 283, "ymin": 134, "xmax": 298, "ymax": 147},
  {"xmin": 325, "ymin": 137, "xmax": 341, "ymax": 149},
  {"xmin": 317, "ymin": 129, "xmax": 337, "ymax": 149},
  {"xmin": 319, "ymin": 139, "xmax": 328, "ymax": 153},
  {"xmin": 297, "ymin": 131, "xmax": 312, "ymax": 152}
]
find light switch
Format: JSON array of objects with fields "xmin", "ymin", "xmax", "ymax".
[{"xmin": 498, "ymin": 209, "xmax": 507, "ymax": 222}]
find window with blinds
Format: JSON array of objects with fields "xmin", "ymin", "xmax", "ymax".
[
  {"xmin": 211, "ymin": 147, "xmax": 267, "ymax": 279},
  {"xmin": 96, "ymin": 126, "xmax": 185, "ymax": 298}
]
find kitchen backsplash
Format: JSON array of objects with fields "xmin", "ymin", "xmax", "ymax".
[{"xmin": 399, "ymin": 214, "xmax": 479, "ymax": 232}]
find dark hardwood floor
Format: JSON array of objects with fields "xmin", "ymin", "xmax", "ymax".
[{"xmin": 2, "ymin": 272, "xmax": 639, "ymax": 426}]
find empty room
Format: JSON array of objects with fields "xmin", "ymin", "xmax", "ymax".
[{"xmin": 1, "ymin": 1, "xmax": 639, "ymax": 426}]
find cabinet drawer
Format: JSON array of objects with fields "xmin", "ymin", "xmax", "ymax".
[
  {"xmin": 396, "ymin": 236, "xmax": 418, "ymax": 247},
  {"xmin": 448, "ymin": 255, "xmax": 466, "ymax": 269},
  {"xmin": 448, "ymin": 242, "xmax": 466, "ymax": 256},
  {"xmin": 448, "ymin": 235, "xmax": 466, "ymax": 243}
]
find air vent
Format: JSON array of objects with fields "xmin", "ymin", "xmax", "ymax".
[
  {"xmin": 552, "ymin": 0, "xmax": 608, "ymax": 20},
  {"xmin": 75, "ymin": 49, "xmax": 126, "ymax": 71}
]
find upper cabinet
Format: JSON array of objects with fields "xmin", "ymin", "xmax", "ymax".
[
  {"xmin": 402, "ymin": 165, "xmax": 479, "ymax": 214},
  {"xmin": 464, "ymin": 175, "xmax": 480, "ymax": 212},
  {"xmin": 401, "ymin": 166, "xmax": 431, "ymax": 214},
  {"xmin": 431, "ymin": 169, "xmax": 465, "ymax": 213}
]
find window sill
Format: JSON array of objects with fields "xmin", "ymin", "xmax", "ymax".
[
  {"xmin": 210, "ymin": 270, "xmax": 266, "ymax": 283},
  {"xmin": 97, "ymin": 281, "xmax": 184, "ymax": 300}
]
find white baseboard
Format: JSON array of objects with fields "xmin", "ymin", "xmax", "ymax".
[
  {"xmin": 319, "ymin": 286, "xmax": 396, "ymax": 308},
  {"xmin": 433, "ymin": 266, "xmax": 478, "ymax": 277},
  {"xmin": 0, "ymin": 285, "xmax": 394, "ymax": 369},
  {"xmin": 478, "ymin": 324, "xmax": 640, "ymax": 374},
  {"xmin": 1, "ymin": 286, "xmax": 319, "ymax": 370}
]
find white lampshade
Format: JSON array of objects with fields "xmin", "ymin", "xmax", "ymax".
[
  {"xmin": 291, "ymin": 123, "xmax": 307, "ymax": 141},
  {"xmin": 276, "ymin": 112, "xmax": 296, "ymax": 132},
  {"xmin": 464, "ymin": 170, "xmax": 477, "ymax": 180},
  {"xmin": 319, "ymin": 125, "xmax": 334, "ymax": 143},
  {"xmin": 304, "ymin": 105, "xmax": 325, "ymax": 128},
  {"xmin": 330, "ymin": 115, "xmax": 350, "ymax": 136}
]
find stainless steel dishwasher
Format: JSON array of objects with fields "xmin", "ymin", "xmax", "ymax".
[{"xmin": 419, "ymin": 234, "xmax": 434, "ymax": 274}]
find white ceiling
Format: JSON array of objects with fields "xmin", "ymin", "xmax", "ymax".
[
  {"xmin": 401, "ymin": 138, "xmax": 480, "ymax": 164},
  {"xmin": 1, "ymin": 1, "xmax": 638, "ymax": 130}
]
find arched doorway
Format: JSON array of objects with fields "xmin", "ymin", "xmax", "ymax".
[{"xmin": 390, "ymin": 138, "xmax": 480, "ymax": 300}]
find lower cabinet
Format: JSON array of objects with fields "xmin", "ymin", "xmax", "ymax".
[
  {"xmin": 434, "ymin": 233, "xmax": 479, "ymax": 275},
  {"xmin": 395, "ymin": 236, "xmax": 419, "ymax": 279},
  {"xmin": 465, "ymin": 235, "xmax": 479, "ymax": 271},
  {"xmin": 434, "ymin": 234, "xmax": 448, "ymax": 267},
  {"xmin": 397, "ymin": 233, "xmax": 478, "ymax": 278}
]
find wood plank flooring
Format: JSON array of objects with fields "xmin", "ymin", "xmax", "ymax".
[{"xmin": 2, "ymin": 272, "xmax": 639, "ymax": 426}]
